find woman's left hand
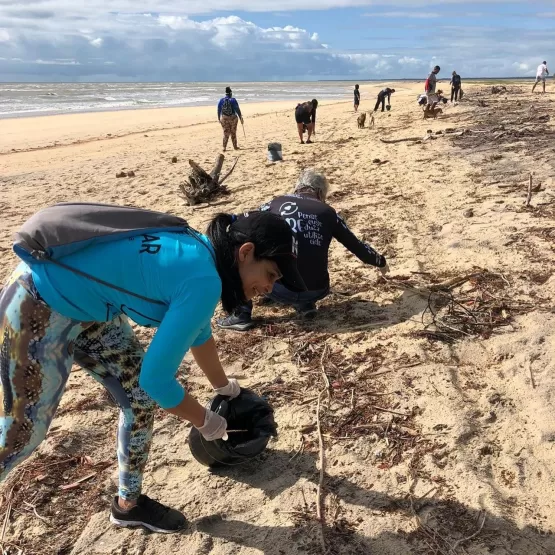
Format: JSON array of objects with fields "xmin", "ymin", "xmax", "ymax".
[{"xmin": 214, "ymin": 378, "xmax": 241, "ymax": 399}]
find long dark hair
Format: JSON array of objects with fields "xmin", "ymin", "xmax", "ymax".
[
  {"xmin": 206, "ymin": 213, "xmax": 288, "ymax": 314},
  {"xmin": 206, "ymin": 214, "xmax": 245, "ymax": 313}
]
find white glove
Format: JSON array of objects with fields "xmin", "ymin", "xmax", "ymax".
[
  {"xmin": 195, "ymin": 409, "xmax": 228, "ymax": 441},
  {"xmin": 378, "ymin": 262, "xmax": 390, "ymax": 276},
  {"xmin": 214, "ymin": 378, "xmax": 241, "ymax": 399}
]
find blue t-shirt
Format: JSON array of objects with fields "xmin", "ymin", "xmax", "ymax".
[
  {"xmin": 217, "ymin": 96, "xmax": 242, "ymax": 119},
  {"xmin": 31, "ymin": 231, "xmax": 221, "ymax": 409}
]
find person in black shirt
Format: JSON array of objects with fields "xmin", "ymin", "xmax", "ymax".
[
  {"xmin": 450, "ymin": 71, "xmax": 462, "ymax": 102},
  {"xmin": 217, "ymin": 169, "xmax": 389, "ymax": 331},
  {"xmin": 374, "ymin": 88, "xmax": 395, "ymax": 112},
  {"xmin": 295, "ymin": 99, "xmax": 318, "ymax": 144},
  {"xmin": 354, "ymin": 84, "xmax": 360, "ymax": 112}
]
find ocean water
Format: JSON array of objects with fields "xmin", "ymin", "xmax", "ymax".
[{"xmin": 0, "ymin": 81, "xmax": 359, "ymax": 119}]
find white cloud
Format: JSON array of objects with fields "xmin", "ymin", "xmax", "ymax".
[
  {"xmin": 34, "ymin": 58, "xmax": 81, "ymax": 65},
  {"xmin": 398, "ymin": 56, "xmax": 423, "ymax": 65},
  {"xmin": 364, "ymin": 11, "xmax": 441, "ymax": 18},
  {"xmin": 0, "ymin": 3, "xmax": 553, "ymax": 81}
]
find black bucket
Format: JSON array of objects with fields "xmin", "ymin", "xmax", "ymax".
[{"xmin": 188, "ymin": 388, "xmax": 277, "ymax": 468}]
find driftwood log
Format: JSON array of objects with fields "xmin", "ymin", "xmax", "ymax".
[{"xmin": 179, "ymin": 155, "xmax": 239, "ymax": 206}]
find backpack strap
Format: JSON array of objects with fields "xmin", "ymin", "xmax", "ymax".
[
  {"xmin": 36, "ymin": 227, "xmax": 216, "ymax": 306},
  {"xmin": 44, "ymin": 257, "xmax": 166, "ymax": 305}
]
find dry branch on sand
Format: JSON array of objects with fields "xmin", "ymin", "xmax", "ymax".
[
  {"xmin": 179, "ymin": 155, "xmax": 239, "ymax": 205},
  {"xmin": 0, "ymin": 436, "xmax": 112, "ymax": 555},
  {"xmin": 383, "ymin": 270, "xmax": 540, "ymax": 344}
]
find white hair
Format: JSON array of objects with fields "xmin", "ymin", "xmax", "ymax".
[{"xmin": 293, "ymin": 169, "xmax": 329, "ymax": 201}]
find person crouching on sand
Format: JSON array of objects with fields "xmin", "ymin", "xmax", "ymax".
[
  {"xmin": 0, "ymin": 206, "xmax": 304, "ymax": 533},
  {"xmin": 295, "ymin": 99, "xmax": 318, "ymax": 144},
  {"xmin": 218, "ymin": 86, "xmax": 244, "ymax": 152},
  {"xmin": 217, "ymin": 169, "xmax": 389, "ymax": 331}
]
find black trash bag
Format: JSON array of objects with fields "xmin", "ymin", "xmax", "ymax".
[{"xmin": 188, "ymin": 388, "xmax": 277, "ymax": 468}]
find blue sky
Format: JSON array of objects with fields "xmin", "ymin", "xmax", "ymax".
[{"xmin": 0, "ymin": 1, "xmax": 553, "ymax": 81}]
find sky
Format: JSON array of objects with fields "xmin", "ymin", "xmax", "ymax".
[{"xmin": 0, "ymin": 1, "xmax": 553, "ymax": 82}]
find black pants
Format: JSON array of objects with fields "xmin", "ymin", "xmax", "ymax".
[
  {"xmin": 451, "ymin": 87, "xmax": 460, "ymax": 102},
  {"xmin": 374, "ymin": 93, "xmax": 387, "ymax": 112}
]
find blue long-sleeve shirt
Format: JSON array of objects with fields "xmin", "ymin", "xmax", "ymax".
[
  {"xmin": 30, "ymin": 231, "xmax": 221, "ymax": 409},
  {"xmin": 217, "ymin": 96, "xmax": 242, "ymax": 120}
]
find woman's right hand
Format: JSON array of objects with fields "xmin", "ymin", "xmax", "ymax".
[{"xmin": 195, "ymin": 409, "xmax": 228, "ymax": 441}]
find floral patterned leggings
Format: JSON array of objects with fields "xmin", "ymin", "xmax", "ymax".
[{"xmin": 0, "ymin": 267, "xmax": 156, "ymax": 500}]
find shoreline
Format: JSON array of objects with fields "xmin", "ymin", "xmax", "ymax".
[
  {"xmin": 0, "ymin": 77, "xmax": 534, "ymax": 125},
  {"xmin": 0, "ymin": 83, "xmax": 392, "ymax": 154}
]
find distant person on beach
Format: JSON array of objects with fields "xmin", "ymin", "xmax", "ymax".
[
  {"xmin": 354, "ymin": 84, "xmax": 361, "ymax": 112},
  {"xmin": 532, "ymin": 61, "xmax": 549, "ymax": 94},
  {"xmin": 217, "ymin": 169, "xmax": 389, "ymax": 331},
  {"xmin": 425, "ymin": 66, "xmax": 441, "ymax": 94},
  {"xmin": 295, "ymin": 99, "xmax": 318, "ymax": 144},
  {"xmin": 374, "ymin": 87, "xmax": 395, "ymax": 112},
  {"xmin": 450, "ymin": 71, "xmax": 462, "ymax": 102},
  {"xmin": 217, "ymin": 86, "xmax": 243, "ymax": 151}
]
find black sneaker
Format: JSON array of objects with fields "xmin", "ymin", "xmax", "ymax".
[
  {"xmin": 216, "ymin": 313, "xmax": 255, "ymax": 331},
  {"xmin": 110, "ymin": 495, "xmax": 186, "ymax": 534}
]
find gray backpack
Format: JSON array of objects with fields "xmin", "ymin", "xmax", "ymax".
[
  {"xmin": 13, "ymin": 202, "xmax": 195, "ymax": 305},
  {"xmin": 221, "ymin": 97, "xmax": 234, "ymax": 117}
]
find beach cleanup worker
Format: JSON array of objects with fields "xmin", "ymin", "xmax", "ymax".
[
  {"xmin": 374, "ymin": 87, "xmax": 395, "ymax": 112},
  {"xmin": 217, "ymin": 86, "xmax": 243, "ymax": 151},
  {"xmin": 450, "ymin": 71, "xmax": 462, "ymax": 102},
  {"xmin": 354, "ymin": 84, "xmax": 361, "ymax": 112},
  {"xmin": 0, "ymin": 207, "xmax": 304, "ymax": 533},
  {"xmin": 425, "ymin": 66, "xmax": 441, "ymax": 94},
  {"xmin": 295, "ymin": 99, "xmax": 318, "ymax": 144},
  {"xmin": 532, "ymin": 61, "xmax": 549, "ymax": 94},
  {"xmin": 217, "ymin": 169, "xmax": 389, "ymax": 331}
]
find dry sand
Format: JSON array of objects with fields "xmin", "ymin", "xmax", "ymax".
[{"xmin": 1, "ymin": 81, "xmax": 555, "ymax": 555}]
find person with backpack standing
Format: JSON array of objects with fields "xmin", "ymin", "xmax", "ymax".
[
  {"xmin": 0, "ymin": 203, "xmax": 304, "ymax": 533},
  {"xmin": 450, "ymin": 71, "xmax": 462, "ymax": 102},
  {"xmin": 217, "ymin": 86, "xmax": 243, "ymax": 151}
]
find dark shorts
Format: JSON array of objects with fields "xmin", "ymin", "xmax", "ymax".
[{"xmin": 295, "ymin": 108, "xmax": 311, "ymax": 125}]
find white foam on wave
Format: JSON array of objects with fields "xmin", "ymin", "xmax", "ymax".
[{"xmin": 0, "ymin": 81, "xmax": 354, "ymax": 119}]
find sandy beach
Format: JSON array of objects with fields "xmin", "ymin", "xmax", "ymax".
[{"xmin": 1, "ymin": 80, "xmax": 555, "ymax": 555}]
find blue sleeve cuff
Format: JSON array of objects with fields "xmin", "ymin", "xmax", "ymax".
[
  {"xmin": 139, "ymin": 374, "xmax": 185, "ymax": 410},
  {"xmin": 191, "ymin": 324, "xmax": 212, "ymax": 347}
]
